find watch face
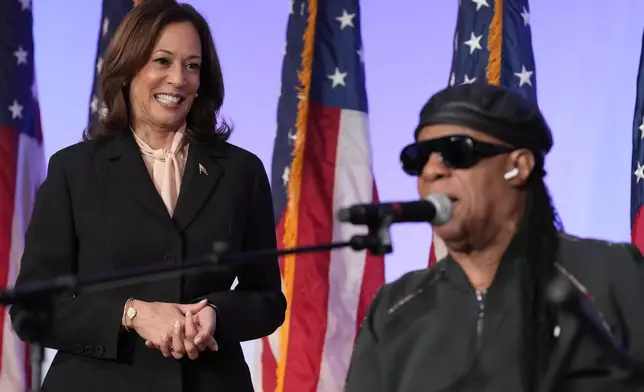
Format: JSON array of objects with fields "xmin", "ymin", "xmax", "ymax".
[{"xmin": 127, "ymin": 307, "xmax": 137, "ymax": 318}]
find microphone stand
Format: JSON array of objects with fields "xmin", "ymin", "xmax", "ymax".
[
  {"xmin": 537, "ymin": 273, "xmax": 644, "ymax": 392},
  {"xmin": 2, "ymin": 213, "xmax": 396, "ymax": 392}
]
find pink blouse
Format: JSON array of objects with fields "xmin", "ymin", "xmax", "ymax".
[{"xmin": 132, "ymin": 128, "xmax": 189, "ymax": 216}]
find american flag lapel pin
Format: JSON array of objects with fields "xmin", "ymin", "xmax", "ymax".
[{"xmin": 199, "ymin": 163, "xmax": 208, "ymax": 176}]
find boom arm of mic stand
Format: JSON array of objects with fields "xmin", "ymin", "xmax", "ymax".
[
  {"xmin": 537, "ymin": 313, "xmax": 583, "ymax": 392},
  {"xmin": 3, "ymin": 229, "xmax": 392, "ymax": 337},
  {"xmin": 3, "ymin": 224, "xmax": 392, "ymax": 392},
  {"xmin": 538, "ymin": 273, "xmax": 644, "ymax": 392}
]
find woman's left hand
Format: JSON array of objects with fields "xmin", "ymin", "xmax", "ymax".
[
  {"xmin": 145, "ymin": 304, "xmax": 218, "ymax": 359},
  {"xmin": 191, "ymin": 306, "xmax": 219, "ymax": 353}
]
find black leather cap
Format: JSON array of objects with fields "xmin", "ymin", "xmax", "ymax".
[{"xmin": 414, "ymin": 83, "xmax": 553, "ymax": 157}]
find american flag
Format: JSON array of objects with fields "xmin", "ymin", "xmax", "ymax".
[
  {"xmin": 429, "ymin": 0, "xmax": 537, "ymax": 266},
  {"xmin": 88, "ymin": 0, "xmax": 141, "ymax": 126},
  {"xmin": 631, "ymin": 31, "xmax": 644, "ymax": 250},
  {"xmin": 0, "ymin": 0, "xmax": 45, "ymax": 390},
  {"xmin": 256, "ymin": 0, "xmax": 385, "ymax": 391}
]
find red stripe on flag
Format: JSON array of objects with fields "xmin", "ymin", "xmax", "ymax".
[
  {"xmin": 282, "ymin": 103, "xmax": 340, "ymax": 391},
  {"xmin": 355, "ymin": 183, "xmax": 385, "ymax": 336},
  {"xmin": 0, "ymin": 126, "xmax": 19, "ymax": 375},
  {"xmin": 260, "ymin": 210, "xmax": 287, "ymax": 391},
  {"xmin": 631, "ymin": 207, "xmax": 644, "ymax": 253},
  {"xmin": 276, "ymin": 210, "xmax": 286, "ymax": 277},
  {"xmin": 428, "ymin": 240, "xmax": 438, "ymax": 267},
  {"xmin": 23, "ymin": 344, "xmax": 31, "ymax": 390},
  {"xmin": 260, "ymin": 336, "xmax": 277, "ymax": 392}
]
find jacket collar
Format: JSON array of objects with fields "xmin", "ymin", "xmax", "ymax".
[{"xmin": 98, "ymin": 129, "xmax": 226, "ymax": 229}]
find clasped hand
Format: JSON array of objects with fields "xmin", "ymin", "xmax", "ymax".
[{"xmin": 130, "ymin": 299, "xmax": 219, "ymax": 360}]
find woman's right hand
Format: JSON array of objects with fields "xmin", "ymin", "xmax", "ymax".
[{"xmin": 126, "ymin": 299, "xmax": 209, "ymax": 359}]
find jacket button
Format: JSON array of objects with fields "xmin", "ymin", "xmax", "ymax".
[
  {"xmin": 84, "ymin": 346, "xmax": 94, "ymax": 355},
  {"xmin": 95, "ymin": 345, "xmax": 104, "ymax": 356},
  {"xmin": 164, "ymin": 254, "xmax": 177, "ymax": 263},
  {"xmin": 74, "ymin": 344, "xmax": 83, "ymax": 354}
]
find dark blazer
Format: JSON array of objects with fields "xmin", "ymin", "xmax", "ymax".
[
  {"xmin": 345, "ymin": 233, "xmax": 644, "ymax": 392},
  {"xmin": 9, "ymin": 130, "xmax": 286, "ymax": 392}
]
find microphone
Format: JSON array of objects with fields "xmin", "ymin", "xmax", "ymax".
[{"xmin": 337, "ymin": 193, "xmax": 452, "ymax": 226}]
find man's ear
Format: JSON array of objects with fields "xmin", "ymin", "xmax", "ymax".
[{"xmin": 504, "ymin": 149, "xmax": 535, "ymax": 186}]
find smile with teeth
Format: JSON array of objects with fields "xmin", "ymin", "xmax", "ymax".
[{"xmin": 154, "ymin": 93, "xmax": 184, "ymax": 106}]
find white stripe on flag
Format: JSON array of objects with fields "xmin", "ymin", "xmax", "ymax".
[
  {"xmin": 251, "ymin": 340, "xmax": 264, "ymax": 392},
  {"xmin": 251, "ymin": 282, "xmax": 283, "ymax": 392},
  {"xmin": 316, "ymin": 109, "xmax": 374, "ymax": 392},
  {"xmin": 432, "ymin": 231, "xmax": 448, "ymax": 261}
]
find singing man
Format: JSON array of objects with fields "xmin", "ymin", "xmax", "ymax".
[{"xmin": 344, "ymin": 83, "xmax": 644, "ymax": 392}]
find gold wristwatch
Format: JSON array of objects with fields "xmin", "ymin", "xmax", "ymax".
[{"xmin": 124, "ymin": 298, "xmax": 136, "ymax": 331}]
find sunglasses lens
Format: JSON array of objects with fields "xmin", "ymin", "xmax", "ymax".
[
  {"xmin": 400, "ymin": 136, "xmax": 477, "ymax": 175},
  {"xmin": 400, "ymin": 143, "xmax": 426, "ymax": 175},
  {"xmin": 440, "ymin": 137, "xmax": 476, "ymax": 168}
]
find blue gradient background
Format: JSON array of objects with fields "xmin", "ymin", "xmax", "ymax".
[{"xmin": 31, "ymin": 0, "xmax": 644, "ymax": 383}]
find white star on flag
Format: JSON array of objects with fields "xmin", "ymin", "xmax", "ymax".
[
  {"xmin": 18, "ymin": 0, "xmax": 31, "ymax": 11},
  {"xmin": 514, "ymin": 65, "xmax": 533, "ymax": 87},
  {"xmin": 464, "ymin": 32, "xmax": 483, "ymax": 54},
  {"xmin": 102, "ymin": 18, "xmax": 110, "ymax": 37},
  {"xmin": 97, "ymin": 57, "xmax": 103, "ymax": 75},
  {"xmin": 288, "ymin": 128, "xmax": 297, "ymax": 144},
  {"xmin": 90, "ymin": 96, "xmax": 99, "ymax": 114},
  {"xmin": 639, "ymin": 117, "xmax": 644, "ymax": 139},
  {"xmin": 282, "ymin": 166, "xmax": 291, "ymax": 187},
  {"xmin": 521, "ymin": 7, "xmax": 530, "ymax": 26},
  {"xmin": 462, "ymin": 74, "xmax": 477, "ymax": 84},
  {"xmin": 635, "ymin": 162, "xmax": 644, "ymax": 183},
  {"xmin": 471, "ymin": 0, "xmax": 489, "ymax": 11},
  {"xmin": 336, "ymin": 10, "xmax": 356, "ymax": 29},
  {"xmin": 327, "ymin": 67, "xmax": 347, "ymax": 88},
  {"xmin": 8, "ymin": 100, "xmax": 23, "ymax": 119},
  {"xmin": 14, "ymin": 46, "xmax": 28, "ymax": 65}
]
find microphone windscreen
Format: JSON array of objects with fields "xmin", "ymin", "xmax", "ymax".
[{"xmin": 426, "ymin": 193, "xmax": 452, "ymax": 225}]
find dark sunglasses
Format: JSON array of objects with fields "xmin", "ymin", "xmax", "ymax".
[{"xmin": 400, "ymin": 135, "xmax": 514, "ymax": 176}]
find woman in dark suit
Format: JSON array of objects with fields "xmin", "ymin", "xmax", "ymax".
[{"xmin": 9, "ymin": 1, "xmax": 286, "ymax": 391}]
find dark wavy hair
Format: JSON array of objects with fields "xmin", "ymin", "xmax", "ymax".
[{"xmin": 84, "ymin": 0, "xmax": 232, "ymax": 141}]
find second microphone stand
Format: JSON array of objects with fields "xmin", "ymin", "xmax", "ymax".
[{"xmin": 537, "ymin": 273, "xmax": 644, "ymax": 392}]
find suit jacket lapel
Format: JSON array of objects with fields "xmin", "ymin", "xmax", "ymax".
[
  {"xmin": 100, "ymin": 131, "xmax": 170, "ymax": 220},
  {"xmin": 173, "ymin": 138, "xmax": 224, "ymax": 230}
]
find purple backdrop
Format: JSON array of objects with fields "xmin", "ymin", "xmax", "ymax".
[{"xmin": 32, "ymin": 0, "xmax": 644, "ymax": 383}]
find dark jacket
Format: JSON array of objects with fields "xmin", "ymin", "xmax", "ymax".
[
  {"xmin": 9, "ymin": 131, "xmax": 286, "ymax": 392},
  {"xmin": 345, "ymin": 233, "xmax": 644, "ymax": 392}
]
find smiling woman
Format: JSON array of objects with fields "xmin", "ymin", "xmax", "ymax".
[
  {"xmin": 84, "ymin": 0, "xmax": 230, "ymax": 144},
  {"xmin": 10, "ymin": 1, "xmax": 286, "ymax": 392}
]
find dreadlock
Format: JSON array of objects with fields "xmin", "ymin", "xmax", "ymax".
[{"xmin": 520, "ymin": 160, "xmax": 563, "ymax": 392}]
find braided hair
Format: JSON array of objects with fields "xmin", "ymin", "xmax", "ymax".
[{"xmin": 520, "ymin": 160, "xmax": 562, "ymax": 391}]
